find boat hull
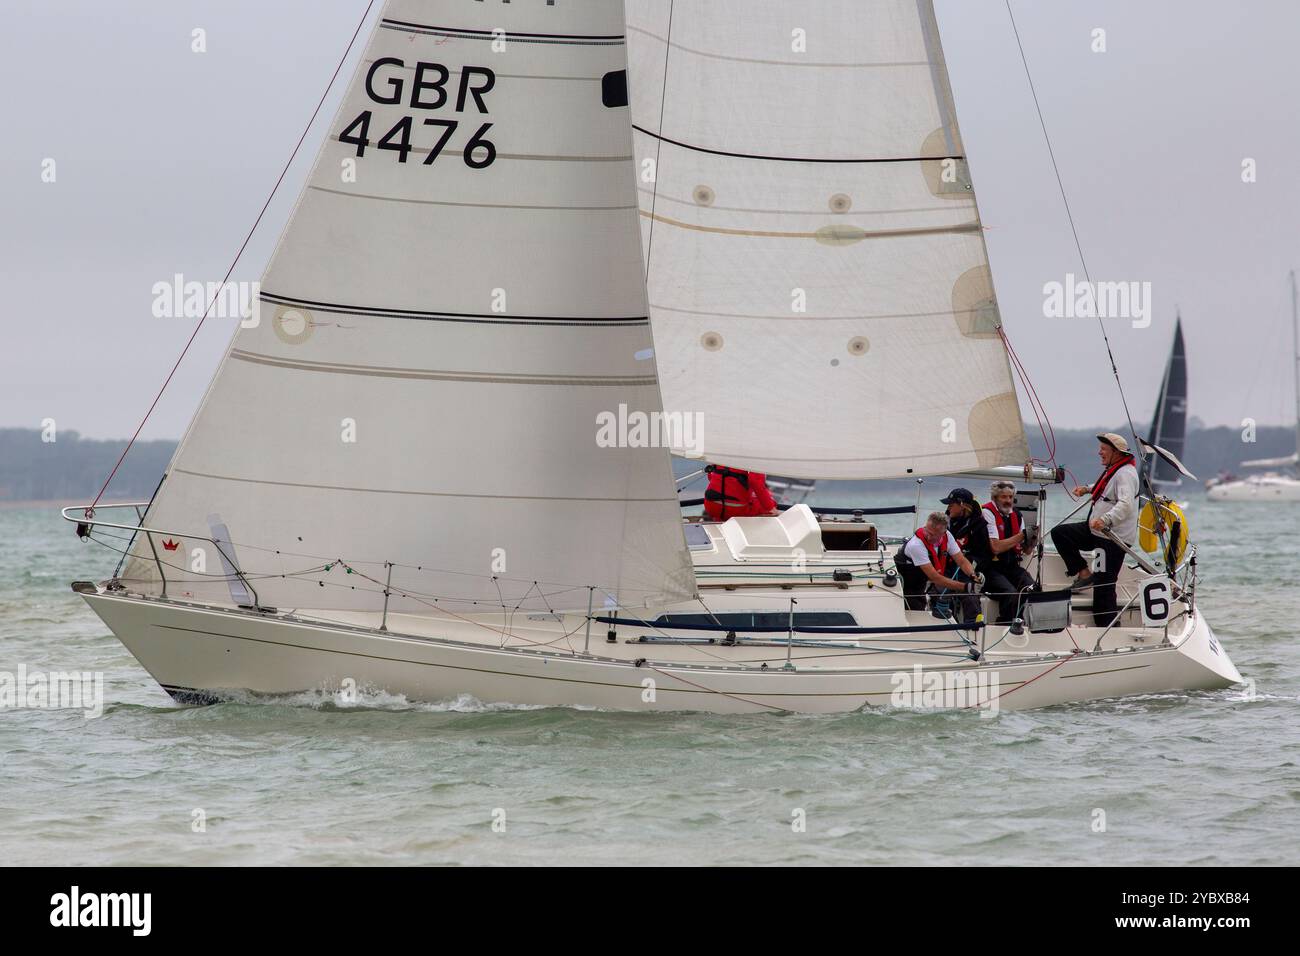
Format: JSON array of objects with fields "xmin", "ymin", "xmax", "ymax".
[
  {"xmin": 80, "ymin": 590, "xmax": 1241, "ymax": 714},
  {"xmin": 1206, "ymin": 477, "xmax": 1300, "ymax": 501}
]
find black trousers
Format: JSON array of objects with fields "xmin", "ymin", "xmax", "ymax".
[
  {"xmin": 900, "ymin": 565, "xmax": 981, "ymax": 624},
  {"xmin": 979, "ymin": 561, "xmax": 1037, "ymax": 624},
  {"xmin": 1050, "ymin": 521, "xmax": 1127, "ymax": 627}
]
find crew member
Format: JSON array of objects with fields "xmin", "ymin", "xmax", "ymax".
[
  {"xmin": 894, "ymin": 511, "xmax": 982, "ymax": 624},
  {"xmin": 942, "ymin": 488, "xmax": 992, "ymax": 568},
  {"xmin": 702, "ymin": 464, "xmax": 779, "ymax": 520},
  {"xmin": 981, "ymin": 480, "xmax": 1038, "ymax": 624},
  {"xmin": 1050, "ymin": 433, "xmax": 1139, "ymax": 627},
  {"xmin": 941, "ymin": 487, "xmax": 998, "ymax": 622}
]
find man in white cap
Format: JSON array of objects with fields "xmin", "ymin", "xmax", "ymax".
[{"xmin": 1050, "ymin": 433, "xmax": 1139, "ymax": 626}]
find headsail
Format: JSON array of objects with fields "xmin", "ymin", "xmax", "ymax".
[
  {"xmin": 625, "ymin": 0, "xmax": 1029, "ymax": 479},
  {"xmin": 1145, "ymin": 317, "xmax": 1188, "ymax": 488},
  {"xmin": 123, "ymin": 0, "xmax": 696, "ymax": 612}
]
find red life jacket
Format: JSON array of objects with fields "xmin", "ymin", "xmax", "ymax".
[
  {"xmin": 703, "ymin": 465, "xmax": 775, "ymax": 519},
  {"xmin": 913, "ymin": 527, "xmax": 950, "ymax": 575},
  {"xmin": 1091, "ymin": 454, "xmax": 1136, "ymax": 501},
  {"xmin": 982, "ymin": 502, "xmax": 1022, "ymax": 554}
]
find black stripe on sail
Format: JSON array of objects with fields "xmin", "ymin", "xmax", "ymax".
[
  {"xmin": 632, "ymin": 125, "xmax": 964, "ymax": 165},
  {"xmin": 259, "ymin": 293, "xmax": 649, "ymax": 327},
  {"xmin": 382, "ymin": 20, "xmax": 625, "ymax": 44}
]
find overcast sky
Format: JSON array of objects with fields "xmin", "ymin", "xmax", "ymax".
[{"xmin": 3, "ymin": 0, "xmax": 1298, "ymax": 440}]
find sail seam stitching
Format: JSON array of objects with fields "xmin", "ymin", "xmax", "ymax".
[
  {"xmin": 170, "ymin": 469, "xmax": 679, "ymax": 503},
  {"xmin": 260, "ymin": 293, "xmax": 649, "ymax": 327},
  {"xmin": 309, "ymin": 185, "xmax": 635, "ymax": 211},
  {"xmin": 639, "ymin": 210, "xmax": 980, "ymax": 241},
  {"xmin": 624, "ymin": 24, "xmax": 929, "ymax": 69},
  {"xmin": 632, "ymin": 125, "xmax": 963, "ymax": 164},
  {"xmin": 381, "ymin": 21, "xmax": 624, "ymax": 44},
  {"xmin": 229, "ymin": 350, "xmax": 657, "ymax": 387}
]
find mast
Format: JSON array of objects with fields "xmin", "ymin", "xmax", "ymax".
[{"xmin": 1292, "ymin": 270, "xmax": 1299, "ymax": 461}]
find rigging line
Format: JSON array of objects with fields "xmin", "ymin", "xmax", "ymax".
[
  {"xmin": 85, "ymin": 532, "xmax": 334, "ymax": 582},
  {"xmin": 973, "ymin": 648, "xmax": 1080, "ymax": 708},
  {"xmin": 641, "ymin": 0, "xmax": 676, "ymax": 281},
  {"xmin": 1003, "ymin": 329, "xmax": 1054, "ymax": 460},
  {"xmin": 492, "ymin": 575, "xmax": 510, "ymax": 645},
  {"xmin": 604, "ymin": 597, "xmax": 792, "ymax": 669},
  {"xmin": 95, "ymin": 520, "xmax": 627, "ymax": 598},
  {"xmin": 1064, "ymin": 626, "xmax": 1082, "ymax": 652},
  {"xmin": 1003, "ymin": 1, "xmax": 1152, "ymax": 491},
  {"xmin": 334, "ymin": 561, "xmax": 588, "ymax": 651},
  {"xmin": 337, "ymin": 563, "xmax": 538, "ymax": 644},
  {"xmin": 694, "ymin": 594, "xmax": 725, "ymax": 628},
  {"xmin": 998, "ymin": 326, "xmax": 1056, "ymax": 466},
  {"xmin": 86, "ymin": 0, "xmax": 380, "ymax": 516}
]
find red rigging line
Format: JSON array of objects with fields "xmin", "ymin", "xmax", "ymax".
[
  {"xmin": 86, "ymin": 0, "xmax": 380, "ymax": 517},
  {"xmin": 997, "ymin": 325, "xmax": 1057, "ymax": 468}
]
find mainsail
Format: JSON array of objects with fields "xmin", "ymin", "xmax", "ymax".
[
  {"xmin": 626, "ymin": 0, "xmax": 1029, "ymax": 479},
  {"xmin": 123, "ymin": 0, "xmax": 696, "ymax": 612},
  {"xmin": 1145, "ymin": 317, "xmax": 1188, "ymax": 488}
]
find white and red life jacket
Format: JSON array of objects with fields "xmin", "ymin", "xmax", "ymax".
[
  {"xmin": 983, "ymin": 502, "xmax": 1023, "ymax": 555},
  {"xmin": 1091, "ymin": 454, "xmax": 1136, "ymax": 501},
  {"xmin": 913, "ymin": 527, "xmax": 950, "ymax": 575}
]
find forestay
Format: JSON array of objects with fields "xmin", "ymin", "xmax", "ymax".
[
  {"xmin": 123, "ymin": 0, "xmax": 696, "ymax": 612},
  {"xmin": 626, "ymin": 0, "xmax": 1029, "ymax": 478}
]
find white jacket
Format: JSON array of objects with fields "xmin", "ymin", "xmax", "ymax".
[{"xmin": 1089, "ymin": 462, "xmax": 1139, "ymax": 545}]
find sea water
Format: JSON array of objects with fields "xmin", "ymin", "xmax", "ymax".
[{"xmin": 0, "ymin": 498, "xmax": 1295, "ymax": 866}]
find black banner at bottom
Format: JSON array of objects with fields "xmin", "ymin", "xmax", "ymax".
[{"xmin": 3, "ymin": 866, "xmax": 1285, "ymax": 942}]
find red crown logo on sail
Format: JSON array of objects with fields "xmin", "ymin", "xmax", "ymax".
[{"xmin": 162, "ymin": 539, "xmax": 180, "ymax": 551}]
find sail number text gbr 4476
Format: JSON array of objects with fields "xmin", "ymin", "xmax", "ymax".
[{"xmin": 342, "ymin": 55, "xmax": 498, "ymax": 168}]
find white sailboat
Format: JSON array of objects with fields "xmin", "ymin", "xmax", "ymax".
[
  {"xmin": 67, "ymin": 0, "xmax": 1239, "ymax": 712},
  {"xmin": 1206, "ymin": 271, "xmax": 1300, "ymax": 501}
]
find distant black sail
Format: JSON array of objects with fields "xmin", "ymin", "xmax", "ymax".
[{"xmin": 1146, "ymin": 318, "xmax": 1188, "ymax": 487}]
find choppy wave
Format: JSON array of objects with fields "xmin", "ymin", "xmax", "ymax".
[{"xmin": 222, "ymin": 686, "xmax": 553, "ymax": 714}]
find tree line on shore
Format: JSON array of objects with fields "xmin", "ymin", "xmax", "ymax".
[{"xmin": 2, "ymin": 423, "xmax": 1294, "ymax": 502}]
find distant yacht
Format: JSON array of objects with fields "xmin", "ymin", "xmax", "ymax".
[
  {"xmin": 1142, "ymin": 315, "xmax": 1190, "ymax": 499},
  {"xmin": 1206, "ymin": 271, "xmax": 1300, "ymax": 502}
]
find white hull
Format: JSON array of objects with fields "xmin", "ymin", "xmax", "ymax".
[
  {"xmin": 1206, "ymin": 475, "xmax": 1300, "ymax": 501},
  {"xmin": 79, "ymin": 585, "xmax": 1240, "ymax": 714}
]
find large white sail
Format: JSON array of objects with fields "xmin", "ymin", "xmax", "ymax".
[
  {"xmin": 123, "ymin": 0, "xmax": 695, "ymax": 613},
  {"xmin": 626, "ymin": 0, "xmax": 1029, "ymax": 479}
]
